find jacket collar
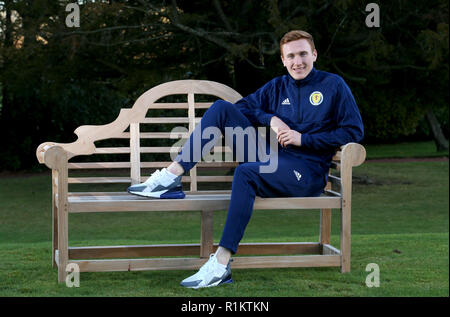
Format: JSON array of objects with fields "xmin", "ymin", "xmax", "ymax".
[{"xmin": 288, "ymin": 67, "xmax": 317, "ymax": 86}]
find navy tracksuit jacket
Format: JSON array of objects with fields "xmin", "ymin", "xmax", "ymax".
[{"xmin": 176, "ymin": 68, "xmax": 364, "ymax": 253}]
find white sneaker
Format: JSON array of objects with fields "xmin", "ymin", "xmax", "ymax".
[
  {"xmin": 180, "ymin": 254, "xmax": 233, "ymax": 289},
  {"xmin": 127, "ymin": 168, "xmax": 185, "ymax": 199}
]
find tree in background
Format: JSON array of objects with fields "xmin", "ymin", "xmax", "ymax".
[{"xmin": 0, "ymin": 0, "xmax": 448, "ymax": 170}]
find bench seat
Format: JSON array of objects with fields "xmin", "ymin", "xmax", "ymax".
[{"xmin": 66, "ymin": 192, "xmax": 341, "ymax": 213}]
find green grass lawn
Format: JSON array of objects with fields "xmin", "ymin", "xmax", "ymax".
[
  {"xmin": 364, "ymin": 141, "xmax": 449, "ymax": 159},
  {"xmin": 0, "ymin": 142, "xmax": 448, "ymax": 297}
]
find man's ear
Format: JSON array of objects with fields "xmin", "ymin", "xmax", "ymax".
[
  {"xmin": 312, "ymin": 49, "xmax": 318, "ymax": 62},
  {"xmin": 281, "ymin": 54, "xmax": 286, "ymax": 66}
]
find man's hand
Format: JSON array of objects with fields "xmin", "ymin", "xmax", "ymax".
[
  {"xmin": 270, "ymin": 116, "xmax": 302, "ymax": 147},
  {"xmin": 277, "ymin": 129, "xmax": 302, "ymax": 147},
  {"xmin": 270, "ymin": 116, "xmax": 290, "ymax": 134}
]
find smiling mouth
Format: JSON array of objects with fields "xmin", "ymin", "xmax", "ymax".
[{"xmin": 293, "ymin": 66, "xmax": 306, "ymax": 72}]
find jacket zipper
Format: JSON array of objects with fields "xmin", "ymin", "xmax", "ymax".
[{"xmin": 297, "ymin": 84, "xmax": 302, "ymax": 123}]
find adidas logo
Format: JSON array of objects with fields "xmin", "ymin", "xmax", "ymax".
[
  {"xmin": 281, "ymin": 98, "xmax": 291, "ymax": 105},
  {"xmin": 293, "ymin": 170, "xmax": 302, "ymax": 181}
]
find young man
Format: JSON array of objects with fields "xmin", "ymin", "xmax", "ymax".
[{"xmin": 128, "ymin": 30, "xmax": 364, "ymax": 289}]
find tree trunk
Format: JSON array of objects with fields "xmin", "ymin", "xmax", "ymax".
[{"xmin": 426, "ymin": 108, "xmax": 449, "ymax": 152}]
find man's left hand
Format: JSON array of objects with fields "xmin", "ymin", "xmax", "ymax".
[{"xmin": 277, "ymin": 129, "xmax": 302, "ymax": 147}]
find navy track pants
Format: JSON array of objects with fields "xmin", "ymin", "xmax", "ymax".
[{"xmin": 175, "ymin": 100, "xmax": 327, "ymax": 254}]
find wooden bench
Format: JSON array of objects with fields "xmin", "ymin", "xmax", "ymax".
[{"xmin": 36, "ymin": 80, "xmax": 366, "ymax": 283}]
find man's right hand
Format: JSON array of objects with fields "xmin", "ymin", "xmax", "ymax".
[
  {"xmin": 271, "ymin": 116, "xmax": 303, "ymax": 148},
  {"xmin": 270, "ymin": 116, "xmax": 290, "ymax": 134}
]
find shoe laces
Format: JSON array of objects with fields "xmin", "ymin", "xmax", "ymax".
[
  {"xmin": 198, "ymin": 254, "xmax": 219, "ymax": 275},
  {"xmin": 143, "ymin": 169, "xmax": 162, "ymax": 189}
]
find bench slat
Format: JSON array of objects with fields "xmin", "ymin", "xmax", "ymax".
[
  {"xmin": 68, "ymin": 177, "xmax": 131, "ymax": 184},
  {"xmin": 93, "ymin": 146, "xmax": 232, "ymax": 154},
  {"xmin": 148, "ymin": 102, "xmax": 212, "ymax": 109},
  {"xmin": 194, "ymin": 102, "xmax": 215, "ymax": 109},
  {"xmin": 142, "ymin": 117, "xmax": 201, "ymax": 124},
  {"xmin": 68, "ymin": 161, "xmax": 237, "ymax": 169},
  {"xmin": 141, "ymin": 132, "xmax": 189, "ymax": 139},
  {"xmin": 71, "ymin": 254, "xmax": 341, "ymax": 272},
  {"xmin": 67, "ymin": 194, "xmax": 341, "ymax": 212},
  {"xmin": 68, "ymin": 162, "xmax": 132, "ymax": 169},
  {"xmin": 94, "ymin": 147, "xmax": 131, "ymax": 154},
  {"xmin": 324, "ymin": 189, "xmax": 341, "ymax": 197},
  {"xmin": 333, "ymin": 152, "xmax": 341, "ymax": 161},
  {"xmin": 93, "ymin": 147, "xmax": 180, "ymax": 154},
  {"xmin": 68, "ymin": 242, "xmax": 323, "ymax": 259},
  {"xmin": 118, "ymin": 132, "xmax": 189, "ymax": 139},
  {"xmin": 67, "ymin": 190, "xmax": 233, "ymax": 197},
  {"xmin": 68, "ymin": 176, "xmax": 235, "ymax": 184},
  {"xmin": 328, "ymin": 175, "xmax": 341, "ymax": 186}
]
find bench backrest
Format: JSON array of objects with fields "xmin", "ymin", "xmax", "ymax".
[
  {"xmin": 37, "ymin": 80, "xmax": 357, "ymax": 194},
  {"xmin": 40, "ymin": 80, "xmax": 245, "ymax": 192}
]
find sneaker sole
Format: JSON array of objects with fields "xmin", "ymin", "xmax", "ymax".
[
  {"xmin": 128, "ymin": 189, "xmax": 185, "ymax": 199},
  {"xmin": 186, "ymin": 276, "xmax": 233, "ymax": 289}
]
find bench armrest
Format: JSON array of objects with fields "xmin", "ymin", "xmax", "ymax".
[
  {"xmin": 340, "ymin": 143, "xmax": 366, "ymax": 167},
  {"xmin": 36, "ymin": 144, "xmax": 68, "ymax": 170},
  {"xmin": 36, "ymin": 142, "xmax": 57, "ymax": 164},
  {"xmin": 338, "ymin": 143, "xmax": 366, "ymax": 205}
]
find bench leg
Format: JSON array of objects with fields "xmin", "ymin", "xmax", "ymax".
[
  {"xmin": 56, "ymin": 170, "xmax": 69, "ymax": 283},
  {"xmin": 200, "ymin": 210, "xmax": 214, "ymax": 258},
  {"xmin": 57, "ymin": 205, "xmax": 69, "ymax": 283},
  {"xmin": 320, "ymin": 208, "xmax": 332, "ymax": 246},
  {"xmin": 340, "ymin": 204, "xmax": 351, "ymax": 273},
  {"xmin": 52, "ymin": 170, "xmax": 58, "ymax": 268}
]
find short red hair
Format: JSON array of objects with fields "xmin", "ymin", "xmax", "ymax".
[{"xmin": 280, "ymin": 30, "xmax": 315, "ymax": 56}]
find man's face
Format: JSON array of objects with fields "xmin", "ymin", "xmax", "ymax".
[{"xmin": 281, "ymin": 39, "xmax": 317, "ymax": 80}]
